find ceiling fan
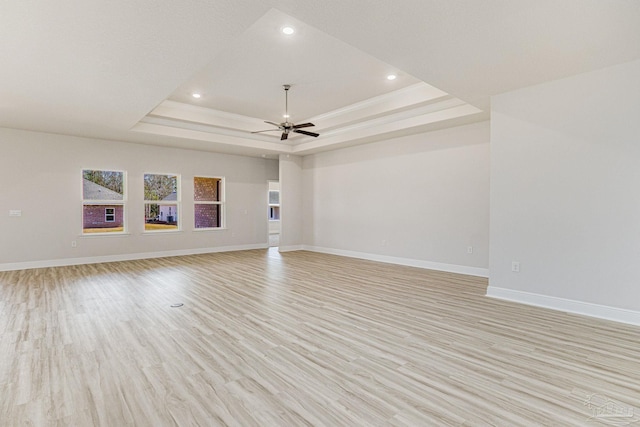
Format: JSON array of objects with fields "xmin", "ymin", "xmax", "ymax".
[{"xmin": 252, "ymin": 85, "xmax": 319, "ymax": 141}]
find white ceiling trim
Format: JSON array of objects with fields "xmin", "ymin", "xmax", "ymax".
[
  {"xmin": 147, "ymin": 100, "xmax": 265, "ymax": 130},
  {"xmin": 317, "ymin": 98, "xmax": 473, "ymax": 138},
  {"xmin": 306, "ymin": 83, "xmax": 448, "ymax": 121},
  {"xmin": 293, "ymin": 104, "xmax": 483, "ymax": 155},
  {"xmin": 131, "ymin": 122, "xmax": 292, "ymax": 153},
  {"xmin": 133, "ymin": 100, "xmax": 482, "ymax": 155},
  {"xmin": 134, "ymin": 83, "xmax": 482, "ymax": 154}
]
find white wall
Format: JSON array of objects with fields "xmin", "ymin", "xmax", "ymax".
[
  {"xmin": 0, "ymin": 128, "xmax": 278, "ymax": 269},
  {"xmin": 489, "ymin": 59, "xmax": 640, "ymax": 323},
  {"xmin": 302, "ymin": 122, "xmax": 490, "ymax": 276},
  {"xmin": 279, "ymin": 154, "xmax": 303, "ymax": 250}
]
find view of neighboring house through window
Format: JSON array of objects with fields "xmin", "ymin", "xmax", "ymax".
[
  {"xmin": 194, "ymin": 176, "xmax": 224, "ymax": 229},
  {"xmin": 82, "ymin": 169, "xmax": 125, "ymax": 234},
  {"xmin": 144, "ymin": 173, "xmax": 179, "ymax": 231}
]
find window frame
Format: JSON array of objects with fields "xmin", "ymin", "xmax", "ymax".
[
  {"xmin": 193, "ymin": 176, "xmax": 225, "ymax": 230},
  {"xmin": 105, "ymin": 208, "xmax": 116, "ymax": 223},
  {"xmin": 268, "ymin": 189, "xmax": 280, "ymax": 221},
  {"xmin": 81, "ymin": 169, "xmax": 127, "ymax": 235},
  {"xmin": 143, "ymin": 172, "xmax": 181, "ymax": 233}
]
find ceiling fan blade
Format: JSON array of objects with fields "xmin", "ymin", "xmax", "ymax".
[
  {"xmin": 264, "ymin": 121, "xmax": 281, "ymax": 127},
  {"xmin": 293, "ymin": 129, "xmax": 319, "ymax": 137},
  {"xmin": 292, "ymin": 122, "xmax": 315, "ymax": 129},
  {"xmin": 281, "ymin": 132, "xmax": 288, "ymax": 141},
  {"xmin": 251, "ymin": 129, "xmax": 280, "ymax": 133}
]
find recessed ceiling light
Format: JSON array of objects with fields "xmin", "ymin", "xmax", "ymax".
[
  {"xmin": 387, "ymin": 74, "xmax": 397, "ymax": 81},
  {"xmin": 282, "ymin": 26, "xmax": 295, "ymax": 35},
  {"xmin": 192, "ymin": 93, "xmax": 202, "ymax": 98},
  {"xmin": 283, "ymin": 114, "xmax": 290, "ymax": 118}
]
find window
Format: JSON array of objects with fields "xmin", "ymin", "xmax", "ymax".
[
  {"xmin": 268, "ymin": 190, "xmax": 280, "ymax": 205},
  {"xmin": 144, "ymin": 173, "xmax": 179, "ymax": 231},
  {"xmin": 194, "ymin": 176, "xmax": 224, "ymax": 229},
  {"xmin": 82, "ymin": 169, "xmax": 125, "ymax": 234},
  {"xmin": 268, "ymin": 189, "xmax": 280, "ymax": 221},
  {"xmin": 269, "ymin": 206, "xmax": 280, "ymax": 221},
  {"xmin": 105, "ymin": 208, "xmax": 116, "ymax": 222}
]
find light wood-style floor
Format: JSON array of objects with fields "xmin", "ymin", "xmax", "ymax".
[{"xmin": 1, "ymin": 249, "xmax": 639, "ymax": 426}]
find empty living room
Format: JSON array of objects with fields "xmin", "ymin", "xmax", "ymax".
[{"xmin": 1, "ymin": 2, "xmax": 639, "ymax": 426}]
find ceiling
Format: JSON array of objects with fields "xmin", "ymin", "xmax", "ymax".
[{"xmin": 1, "ymin": 1, "xmax": 639, "ymax": 158}]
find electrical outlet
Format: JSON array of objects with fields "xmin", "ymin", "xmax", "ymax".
[
  {"xmin": 511, "ymin": 261, "xmax": 520, "ymax": 272},
  {"xmin": 71, "ymin": 241, "xmax": 77, "ymax": 248},
  {"xmin": 467, "ymin": 246, "xmax": 473, "ymax": 254},
  {"xmin": 381, "ymin": 239, "xmax": 387, "ymax": 247}
]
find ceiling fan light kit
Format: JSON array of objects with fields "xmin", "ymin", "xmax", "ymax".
[{"xmin": 251, "ymin": 84, "xmax": 320, "ymax": 141}]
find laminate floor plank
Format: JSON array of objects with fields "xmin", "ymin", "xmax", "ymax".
[{"xmin": 1, "ymin": 249, "xmax": 639, "ymax": 426}]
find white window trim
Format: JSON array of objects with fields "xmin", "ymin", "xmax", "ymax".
[
  {"xmin": 105, "ymin": 207, "xmax": 116, "ymax": 222},
  {"xmin": 143, "ymin": 173, "xmax": 181, "ymax": 233},
  {"xmin": 81, "ymin": 169, "xmax": 127, "ymax": 236},
  {"xmin": 193, "ymin": 176, "xmax": 225, "ymax": 230}
]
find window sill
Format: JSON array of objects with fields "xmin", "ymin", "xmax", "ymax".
[
  {"xmin": 80, "ymin": 232, "xmax": 131, "ymax": 238},
  {"xmin": 193, "ymin": 227, "xmax": 227, "ymax": 232}
]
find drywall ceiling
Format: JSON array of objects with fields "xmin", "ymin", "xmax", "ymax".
[
  {"xmin": 1, "ymin": 1, "xmax": 639, "ymax": 157},
  {"xmin": 135, "ymin": 9, "xmax": 482, "ymax": 156}
]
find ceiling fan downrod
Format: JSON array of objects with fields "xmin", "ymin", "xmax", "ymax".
[
  {"xmin": 284, "ymin": 84, "xmax": 290, "ymax": 125},
  {"xmin": 250, "ymin": 84, "xmax": 320, "ymax": 141}
]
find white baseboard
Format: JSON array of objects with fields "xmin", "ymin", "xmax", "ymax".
[
  {"xmin": 278, "ymin": 245, "xmax": 304, "ymax": 252},
  {"xmin": 486, "ymin": 286, "xmax": 640, "ymax": 326},
  {"xmin": 301, "ymin": 245, "xmax": 489, "ymax": 277},
  {"xmin": 0, "ymin": 243, "xmax": 268, "ymax": 272}
]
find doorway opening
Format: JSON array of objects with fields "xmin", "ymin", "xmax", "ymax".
[{"xmin": 268, "ymin": 181, "xmax": 280, "ymax": 247}]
